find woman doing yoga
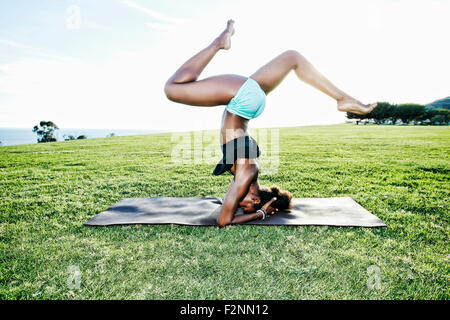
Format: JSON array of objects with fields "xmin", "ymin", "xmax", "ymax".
[{"xmin": 164, "ymin": 20, "xmax": 376, "ymax": 227}]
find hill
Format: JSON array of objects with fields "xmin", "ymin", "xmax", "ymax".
[{"xmin": 426, "ymin": 96, "xmax": 450, "ymax": 110}]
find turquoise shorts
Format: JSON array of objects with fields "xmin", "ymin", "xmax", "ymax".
[{"xmin": 226, "ymin": 77, "xmax": 266, "ymax": 120}]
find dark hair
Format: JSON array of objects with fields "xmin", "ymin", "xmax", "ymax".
[{"xmin": 254, "ymin": 185, "xmax": 293, "ymax": 211}]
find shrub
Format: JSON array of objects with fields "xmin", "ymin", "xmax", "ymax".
[
  {"xmin": 63, "ymin": 135, "xmax": 76, "ymax": 141},
  {"xmin": 64, "ymin": 134, "xmax": 88, "ymax": 141}
]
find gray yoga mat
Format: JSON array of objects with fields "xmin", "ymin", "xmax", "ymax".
[{"xmin": 85, "ymin": 196, "xmax": 386, "ymax": 227}]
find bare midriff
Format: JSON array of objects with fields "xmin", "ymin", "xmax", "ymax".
[
  {"xmin": 220, "ymin": 109, "xmax": 260, "ymax": 176},
  {"xmin": 220, "ymin": 109, "xmax": 249, "ymax": 145}
]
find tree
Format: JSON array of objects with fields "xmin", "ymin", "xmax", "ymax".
[
  {"xmin": 107, "ymin": 133, "xmax": 115, "ymax": 137},
  {"xmin": 431, "ymin": 115, "xmax": 447, "ymax": 125},
  {"xmin": 346, "ymin": 111, "xmax": 370, "ymax": 121},
  {"xmin": 369, "ymin": 102, "xmax": 397, "ymax": 124},
  {"xmin": 32, "ymin": 121, "xmax": 59, "ymax": 143},
  {"xmin": 346, "ymin": 101, "xmax": 446, "ymax": 125},
  {"xmin": 77, "ymin": 135, "xmax": 87, "ymax": 139},
  {"xmin": 425, "ymin": 109, "xmax": 450, "ymax": 123},
  {"xmin": 394, "ymin": 104, "xmax": 426, "ymax": 123}
]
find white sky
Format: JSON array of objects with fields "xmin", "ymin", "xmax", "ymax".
[{"xmin": 0, "ymin": 0, "xmax": 449, "ymax": 130}]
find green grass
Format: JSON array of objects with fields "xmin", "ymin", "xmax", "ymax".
[{"xmin": 0, "ymin": 124, "xmax": 449, "ymax": 300}]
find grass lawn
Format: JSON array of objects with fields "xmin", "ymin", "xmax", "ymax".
[{"xmin": 0, "ymin": 124, "xmax": 448, "ymax": 299}]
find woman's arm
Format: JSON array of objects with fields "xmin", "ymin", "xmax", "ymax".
[
  {"xmin": 218, "ymin": 179, "xmax": 278, "ymax": 226},
  {"xmin": 230, "ymin": 210, "xmax": 263, "ymax": 224},
  {"xmin": 217, "ymin": 173, "xmax": 254, "ymax": 227},
  {"xmin": 230, "ymin": 196, "xmax": 278, "ymax": 224},
  {"xmin": 217, "ymin": 161, "xmax": 257, "ymax": 227},
  {"xmin": 217, "ymin": 160, "xmax": 278, "ymax": 227}
]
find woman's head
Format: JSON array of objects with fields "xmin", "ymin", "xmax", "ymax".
[{"xmin": 239, "ymin": 184, "xmax": 293, "ymax": 213}]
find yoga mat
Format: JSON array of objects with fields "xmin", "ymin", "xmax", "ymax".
[{"xmin": 85, "ymin": 197, "xmax": 386, "ymax": 227}]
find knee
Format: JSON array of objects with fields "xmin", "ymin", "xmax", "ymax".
[
  {"xmin": 283, "ymin": 50, "xmax": 306, "ymax": 68},
  {"xmin": 284, "ymin": 49, "xmax": 300, "ymax": 57},
  {"xmin": 283, "ymin": 50, "xmax": 303, "ymax": 66}
]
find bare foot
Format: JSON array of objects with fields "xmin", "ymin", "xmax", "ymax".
[
  {"xmin": 215, "ymin": 19, "xmax": 235, "ymax": 50},
  {"xmin": 337, "ymin": 97, "xmax": 377, "ymax": 115}
]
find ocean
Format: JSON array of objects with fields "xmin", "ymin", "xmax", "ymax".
[{"xmin": 0, "ymin": 128, "xmax": 166, "ymax": 147}]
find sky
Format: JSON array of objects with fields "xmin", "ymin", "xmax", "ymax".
[{"xmin": 0, "ymin": 0, "xmax": 449, "ymax": 131}]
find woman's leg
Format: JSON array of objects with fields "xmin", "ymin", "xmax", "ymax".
[
  {"xmin": 250, "ymin": 50, "xmax": 376, "ymax": 114},
  {"xmin": 164, "ymin": 20, "xmax": 246, "ymax": 106}
]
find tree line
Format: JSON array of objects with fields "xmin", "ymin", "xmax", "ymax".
[
  {"xmin": 32, "ymin": 121, "xmax": 115, "ymax": 143},
  {"xmin": 347, "ymin": 102, "xmax": 450, "ymax": 125}
]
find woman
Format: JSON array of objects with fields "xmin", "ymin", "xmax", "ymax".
[{"xmin": 164, "ymin": 20, "xmax": 375, "ymax": 227}]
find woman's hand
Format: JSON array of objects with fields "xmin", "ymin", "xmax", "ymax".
[{"xmin": 261, "ymin": 197, "xmax": 278, "ymax": 216}]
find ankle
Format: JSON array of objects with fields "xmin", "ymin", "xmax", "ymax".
[
  {"xmin": 211, "ymin": 38, "xmax": 222, "ymax": 51},
  {"xmin": 336, "ymin": 94, "xmax": 350, "ymax": 102}
]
